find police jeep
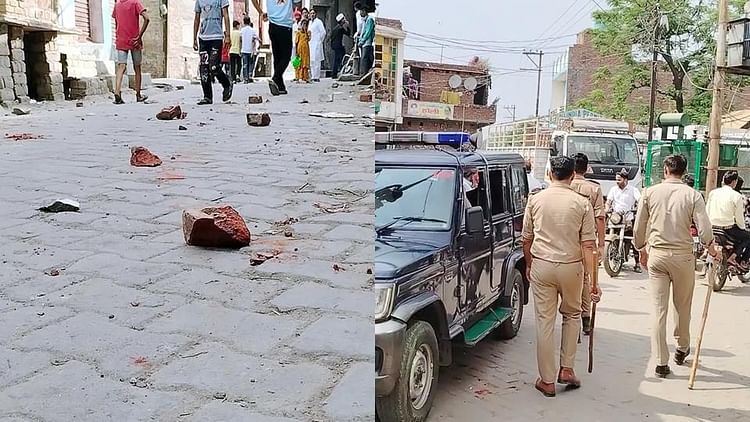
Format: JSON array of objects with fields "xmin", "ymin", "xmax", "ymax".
[{"xmin": 374, "ymin": 132, "xmax": 530, "ymax": 422}]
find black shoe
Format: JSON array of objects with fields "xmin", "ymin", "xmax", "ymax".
[
  {"xmin": 655, "ymin": 365, "xmax": 671, "ymax": 378},
  {"xmin": 222, "ymin": 84, "xmax": 233, "ymax": 102},
  {"xmin": 279, "ymin": 89, "xmax": 288, "ymax": 95},
  {"xmin": 197, "ymin": 98, "xmax": 212, "ymax": 105},
  {"xmin": 674, "ymin": 348, "xmax": 690, "ymax": 366},
  {"xmin": 113, "ymin": 94, "xmax": 124, "ymax": 105},
  {"xmin": 634, "ymin": 265, "xmax": 642, "ymax": 273},
  {"xmin": 136, "ymin": 93, "xmax": 148, "ymax": 103},
  {"xmin": 268, "ymin": 80, "xmax": 281, "ymax": 96},
  {"xmin": 582, "ymin": 316, "xmax": 592, "ymax": 335}
]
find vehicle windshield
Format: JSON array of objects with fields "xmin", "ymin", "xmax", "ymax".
[
  {"xmin": 375, "ymin": 167, "xmax": 455, "ymax": 231},
  {"xmin": 567, "ymin": 135, "xmax": 640, "ymax": 165}
]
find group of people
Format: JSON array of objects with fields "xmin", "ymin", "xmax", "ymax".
[
  {"xmin": 111, "ymin": 0, "xmax": 375, "ymax": 105},
  {"xmin": 523, "ymin": 151, "xmax": 729, "ymax": 397}
]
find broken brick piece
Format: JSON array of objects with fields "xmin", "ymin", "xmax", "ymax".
[
  {"xmin": 182, "ymin": 206, "xmax": 251, "ymax": 248},
  {"xmin": 246, "ymin": 113, "xmax": 271, "ymax": 127},
  {"xmin": 130, "ymin": 146, "xmax": 162, "ymax": 167},
  {"xmin": 156, "ymin": 105, "xmax": 183, "ymax": 120},
  {"xmin": 248, "ymin": 95, "xmax": 264, "ymax": 104},
  {"xmin": 359, "ymin": 93, "xmax": 373, "ymax": 102}
]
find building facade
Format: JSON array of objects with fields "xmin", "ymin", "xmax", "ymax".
[
  {"xmin": 0, "ymin": 0, "xmax": 116, "ymax": 105},
  {"xmin": 374, "ymin": 17, "xmax": 404, "ymax": 131},
  {"xmin": 398, "ymin": 60, "xmax": 496, "ymax": 133}
]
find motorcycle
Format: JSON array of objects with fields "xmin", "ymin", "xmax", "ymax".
[
  {"xmin": 603, "ymin": 211, "xmax": 636, "ymax": 277},
  {"xmin": 705, "ymin": 227, "xmax": 750, "ymax": 291},
  {"xmin": 691, "ymin": 224, "xmax": 704, "ymax": 272}
]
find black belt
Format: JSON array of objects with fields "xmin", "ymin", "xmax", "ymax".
[{"xmin": 712, "ymin": 225, "xmax": 734, "ymax": 230}]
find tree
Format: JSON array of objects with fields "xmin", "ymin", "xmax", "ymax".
[{"xmin": 579, "ymin": 0, "xmax": 747, "ymax": 124}]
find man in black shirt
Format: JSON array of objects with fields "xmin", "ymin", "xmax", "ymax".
[{"xmin": 330, "ymin": 13, "xmax": 351, "ymax": 78}]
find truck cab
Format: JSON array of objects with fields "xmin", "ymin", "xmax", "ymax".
[
  {"xmin": 547, "ymin": 118, "xmax": 643, "ymax": 195},
  {"xmin": 374, "ymin": 132, "xmax": 529, "ymax": 422}
]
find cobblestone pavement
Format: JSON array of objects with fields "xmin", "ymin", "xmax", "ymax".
[
  {"xmin": 0, "ymin": 79, "xmax": 374, "ymax": 421},
  {"xmin": 429, "ymin": 270, "xmax": 750, "ymax": 421}
]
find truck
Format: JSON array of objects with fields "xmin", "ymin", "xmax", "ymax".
[{"xmin": 479, "ymin": 116, "xmax": 643, "ymax": 196}]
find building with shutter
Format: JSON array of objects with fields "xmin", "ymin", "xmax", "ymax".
[{"xmin": 0, "ymin": 0, "xmax": 116, "ymax": 105}]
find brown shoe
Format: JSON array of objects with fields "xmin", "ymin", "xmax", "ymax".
[
  {"xmin": 557, "ymin": 367, "xmax": 581, "ymax": 389},
  {"xmin": 535, "ymin": 378, "xmax": 556, "ymax": 397}
]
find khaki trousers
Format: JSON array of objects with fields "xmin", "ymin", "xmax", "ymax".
[
  {"xmin": 581, "ymin": 275, "xmax": 591, "ymax": 317},
  {"xmin": 647, "ymin": 249, "xmax": 695, "ymax": 366},
  {"xmin": 531, "ymin": 259, "xmax": 584, "ymax": 383}
]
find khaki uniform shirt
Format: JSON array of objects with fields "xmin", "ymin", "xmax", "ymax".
[
  {"xmin": 522, "ymin": 182, "xmax": 597, "ymax": 263},
  {"xmin": 570, "ymin": 175, "xmax": 605, "ymax": 219},
  {"xmin": 633, "ymin": 179, "xmax": 713, "ymax": 254}
]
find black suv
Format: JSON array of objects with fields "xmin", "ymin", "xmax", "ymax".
[{"xmin": 375, "ymin": 147, "xmax": 530, "ymax": 422}]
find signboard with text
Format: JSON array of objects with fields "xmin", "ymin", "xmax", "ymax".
[{"xmin": 406, "ymin": 100, "xmax": 454, "ymax": 120}]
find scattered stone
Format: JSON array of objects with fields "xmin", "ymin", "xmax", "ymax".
[
  {"xmin": 323, "ymin": 146, "xmax": 338, "ymax": 153},
  {"xmin": 367, "ymin": 268, "xmax": 373, "ymax": 275},
  {"xmin": 333, "ymin": 264, "xmax": 346, "ymax": 272},
  {"xmin": 4, "ymin": 133, "xmax": 43, "ymax": 141},
  {"xmin": 332, "ymin": 82, "xmax": 340, "ymax": 88},
  {"xmin": 299, "ymin": 99, "xmax": 309, "ymax": 104},
  {"xmin": 156, "ymin": 105, "xmax": 186, "ymax": 120},
  {"xmin": 198, "ymin": 122, "xmax": 207, "ymax": 127},
  {"xmin": 76, "ymin": 102, "xmax": 84, "ymax": 107},
  {"xmin": 108, "ymin": 314, "xmax": 115, "ymax": 319},
  {"xmin": 182, "ymin": 206, "xmax": 251, "ymax": 248},
  {"xmin": 39, "ymin": 198, "xmax": 80, "ymax": 213},
  {"xmin": 45, "ymin": 268, "xmax": 61, "ymax": 277},
  {"xmin": 178, "ymin": 125, "xmax": 187, "ymax": 131},
  {"xmin": 129, "ymin": 377, "xmax": 148, "ymax": 388},
  {"xmin": 246, "ymin": 113, "xmax": 271, "ymax": 127},
  {"xmin": 130, "ymin": 146, "xmax": 162, "ymax": 167},
  {"xmin": 37, "ymin": 312, "xmax": 45, "ymax": 316},
  {"xmin": 314, "ymin": 202, "xmax": 350, "ymax": 213},
  {"xmin": 248, "ymin": 95, "xmax": 263, "ymax": 104},
  {"xmin": 284, "ymin": 229, "xmax": 293, "ymax": 238},
  {"xmin": 12, "ymin": 106, "xmax": 31, "ymax": 115},
  {"xmin": 319, "ymin": 94, "xmax": 334, "ymax": 103},
  {"xmin": 359, "ymin": 93, "xmax": 373, "ymax": 102},
  {"xmin": 213, "ymin": 392, "xmax": 227, "ymax": 400},
  {"xmin": 249, "ymin": 251, "xmax": 281, "ymax": 266},
  {"xmin": 176, "ymin": 85, "xmax": 185, "ymax": 90},
  {"xmin": 309, "ymin": 112, "xmax": 355, "ymax": 119}
]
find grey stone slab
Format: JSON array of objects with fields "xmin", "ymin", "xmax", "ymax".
[
  {"xmin": 324, "ymin": 362, "xmax": 375, "ymax": 421},
  {"xmin": 14, "ymin": 312, "xmax": 191, "ymax": 377},
  {"xmin": 0, "ymin": 305, "xmax": 74, "ymax": 342},
  {"xmin": 50, "ymin": 279, "xmax": 187, "ymax": 326},
  {"xmin": 272, "ymin": 282, "xmax": 373, "ymax": 316},
  {"xmin": 255, "ymin": 259, "xmax": 371, "ymax": 289},
  {"xmin": 246, "ymin": 237, "xmax": 352, "ymax": 260},
  {"xmin": 0, "ymin": 242, "xmax": 93, "ymax": 272},
  {"xmin": 310, "ymin": 212, "xmax": 373, "ymax": 225},
  {"xmin": 1, "ymin": 271, "xmax": 89, "ymax": 302},
  {"xmin": 151, "ymin": 342, "xmax": 331, "ymax": 410},
  {"xmin": 344, "ymin": 246, "xmax": 373, "ymax": 264},
  {"xmin": 221, "ymin": 193, "xmax": 290, "ymax": 209},
  {"xmin": 289, "ymin": 223, "xmax": 330, "ymax": 235},
  {"xmin": 0, "ymin": 264, "xmax": 37, "ymax": 287},
  {"xmin": 236, "ymin": 203, "xmax": 289, "ymax": 222},
  {"xmin": 37, "ymin": 210, "xmax": 106, "ymax": 225},
  {"xmin": 65, "ymin": 253, "xmax": 183, "ymax": 287},
  {"xmin": 147, "ymin": 301, "xmax": 299, "ymax": 354},
  {"xmin": 148, "ymin": 248, "xmax": 249, "ymax": 276},
  {"xmin": 0, "ymin": 361, "xmax": 197, "ymax": 421},
  {"xmin": 324, "ymin": 224, "xmax": 373, "ymax": 241},
  {"xmin": 293, "ymin": 315, "xmax": 372, "ymax": 358},
  {"xmin": 187, "ymin": 402, "xmax": 301, "ymax": 422},
  {"xmin": 84, "ymin": 214, "xmax": 177, "ymax": 238},
  {"xmin": 69, "ymin": 233, "xmax": 177, "ymax": 261},
  {"xmin": 152, "ymin": 268, "xmax": 284, "ymax": 311},
  {"xmin": 0, "ymin": 346, "xmax": 51, "ymax": 387}
]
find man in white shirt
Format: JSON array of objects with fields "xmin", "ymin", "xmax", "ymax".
[
  {"xmin": 239, "ymin": 17, "xmax": 259, "ymax": 83},
  {"xmin": 309, "ymin": 9, "xmax": 326, "ymax": 82},
  {"xmin": 706, "ymin": 171, "xmax": 750, "ymax": 267},
  {"xmin": 607, "ymin": 170, "xmax": 642, "ymax": 272}
]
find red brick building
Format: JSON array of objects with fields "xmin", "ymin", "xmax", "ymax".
[{"xmin": 398, "ymin": 60, "xmax": 496, "ymax": 133}]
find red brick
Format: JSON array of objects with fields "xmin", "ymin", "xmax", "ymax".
[
  {"xmin": 130, "ymin": 146, "xmax": 162, "ymax": 167},
  {"xmin": 182, "ymin": 206, "xmax": 251, "ymax": 248},
  {"xmin": 246, "ymin": 113, "xmax": 271, "ymax": 126}
]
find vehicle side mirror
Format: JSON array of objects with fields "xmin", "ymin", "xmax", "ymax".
[{"xmin": 465, "ymin": 206, "xmax": 484, "ymax": 235}]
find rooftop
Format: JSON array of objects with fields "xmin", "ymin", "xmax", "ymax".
[
  {"xmin": 376, "ymin": 17, "xmax": 403, "ymax": 30},
  {"xmin": 405, "ymin": 60, "xmax": 489, "ymax": 75}
]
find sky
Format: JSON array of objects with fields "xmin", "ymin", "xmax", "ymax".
[{"xmin": 375, "ymin": 0, "xmax": 598, "ymax": 122}]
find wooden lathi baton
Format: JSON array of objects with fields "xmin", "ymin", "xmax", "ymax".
[
  {"xmin": 588, "ymin": 250, "xmax": 599, "ymax": 374},
  {"xmin": 689, "ymin": 245, "xmax": 717, "ymax": 389}
]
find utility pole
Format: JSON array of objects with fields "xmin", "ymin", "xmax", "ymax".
[
  {"xmin": 504, "ymin": 104, "xmax": 516, "ymax": 122},
  {"xmin": 705, "ymin": 0, "xmax": 729, "ymax": 196},
  {"xmin": 647, "ymin": 11, "xmax": 668, "ymax": 144},
  {"xmin": 522, "ymin": 50, "xmax": 544, "ymax": 117}
]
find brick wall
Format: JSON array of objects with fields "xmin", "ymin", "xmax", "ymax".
[
  {"xmin": 415, "ymin": 68, "xmax": 488, "ymax": 106},
  {"xmin": 0, "ymin": 0, "xmax": 58, "ymax": 27},
  {"xmin": 140, "ymin": 0, "xmax": 166, "ymax": 77}
]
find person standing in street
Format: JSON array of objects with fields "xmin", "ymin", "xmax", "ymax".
[
  {"xmin": 291, "ymin": 9, "xmax": 302, "ymax": 79},
  {"xmin": 252, "ymin": 0, "xmax": 293, "ymax": 96},
  {"xmin": 330, "ymin": 13, "xmax": 351, "ymax": 79},
  {"xmin": 357, "ymin": 6, "xmax": 374, "ymax": 75},
  {"xmin": 240, "ymin": 17, "xmax": 259, "ymax": 83},
  {"xmin": 606, "ymin": 170, "xmax": 642, "ymax": 272},
  {"xmin": 112, "ymin": 0, "xmax": 150, "ymax": 104},
  {"xmin": 522, "ymin": 156, "xmax": 600, "ymax": 397},
  {"xmin": 229, "ymin": 20, "xmax": 242, "ymax": 82},
  {"xmin": 309, "ymin": 9, "xmax": 326, "ymax": 82},
  {"xmin": 633, "ymin": 154, "xmax": 715, "ymax": 378},
  {"xmin": 570, "ymin": 153, "xmax": 605, "ymax": 336},
  {"xmin": 193, "ymin": 0, "xmax": 233, "ymax": 105},
  {"xmin": 294, "ymin": 19, "xmax": 311, "ymax": 83},
  {"xmin": 705, "ymin": 171, "xmax": 750, "ymax": 268}
]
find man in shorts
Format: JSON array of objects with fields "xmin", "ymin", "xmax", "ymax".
[{"xmin": 112, "ymin": 0, "xmax": 150, "ymax": 104}]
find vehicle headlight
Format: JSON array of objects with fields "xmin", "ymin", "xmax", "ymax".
[
  {"xmin": 610, "ymin": 212, "xmax": 623, "ymax": 225},
  {"xmin": 375, "ymin": 284, "xmax": 395, "ymax": 322}
]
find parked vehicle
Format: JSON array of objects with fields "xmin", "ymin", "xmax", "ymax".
[
  {"xmin": 374, "ymin": 132, "xmax": 530, "ymax": 422},
  {"xmin": 603, "ymin": 210, "xmax": 636, "ymax": 277},
  {"xmin": 706, "ymin": 228, "xmax": 750, "ymax": 291}
]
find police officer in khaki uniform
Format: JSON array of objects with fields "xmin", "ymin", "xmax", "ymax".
[
  {"xmin": 523, "ymin": 156, "xmax": 600, "ymax": 397},
  {"xmin": 633, "ymin": 154, "xmax": 714, "ymax": 378},
  {"xmin": 570, "ymin": 153, "xmax": 605, "ymax": 336}
]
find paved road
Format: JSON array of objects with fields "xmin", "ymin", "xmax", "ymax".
[
  {"xmin": 429, "ymin": 269, "xmax": 750, "ymax": 421},
  {"xmin": 0, "ymin": 79, "xmax": 374, "ymax": 421}
]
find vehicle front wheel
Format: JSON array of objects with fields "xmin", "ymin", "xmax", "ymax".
[
  {"xmin": 494, "ymin": 269, "xmax": 524, "ymax": 340},
  {"xmin": 604, "ymin": 240, "xmax": 623, "ymax": 277},
  {"xmin": 376, "ymin": 321, "xmax": 439, "ymax": 422}
]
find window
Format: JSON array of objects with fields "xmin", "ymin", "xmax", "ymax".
[
  {"xmin": 511, "ymin": 166, "xmax": 528, "ymax": 212},
  {"xmin": 488, "ymin": 169, "xmax": 509, "ymax": 216},
  {"xmin": 76, "ymin": 0, "xmax": 104, "ymax": 43}
]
